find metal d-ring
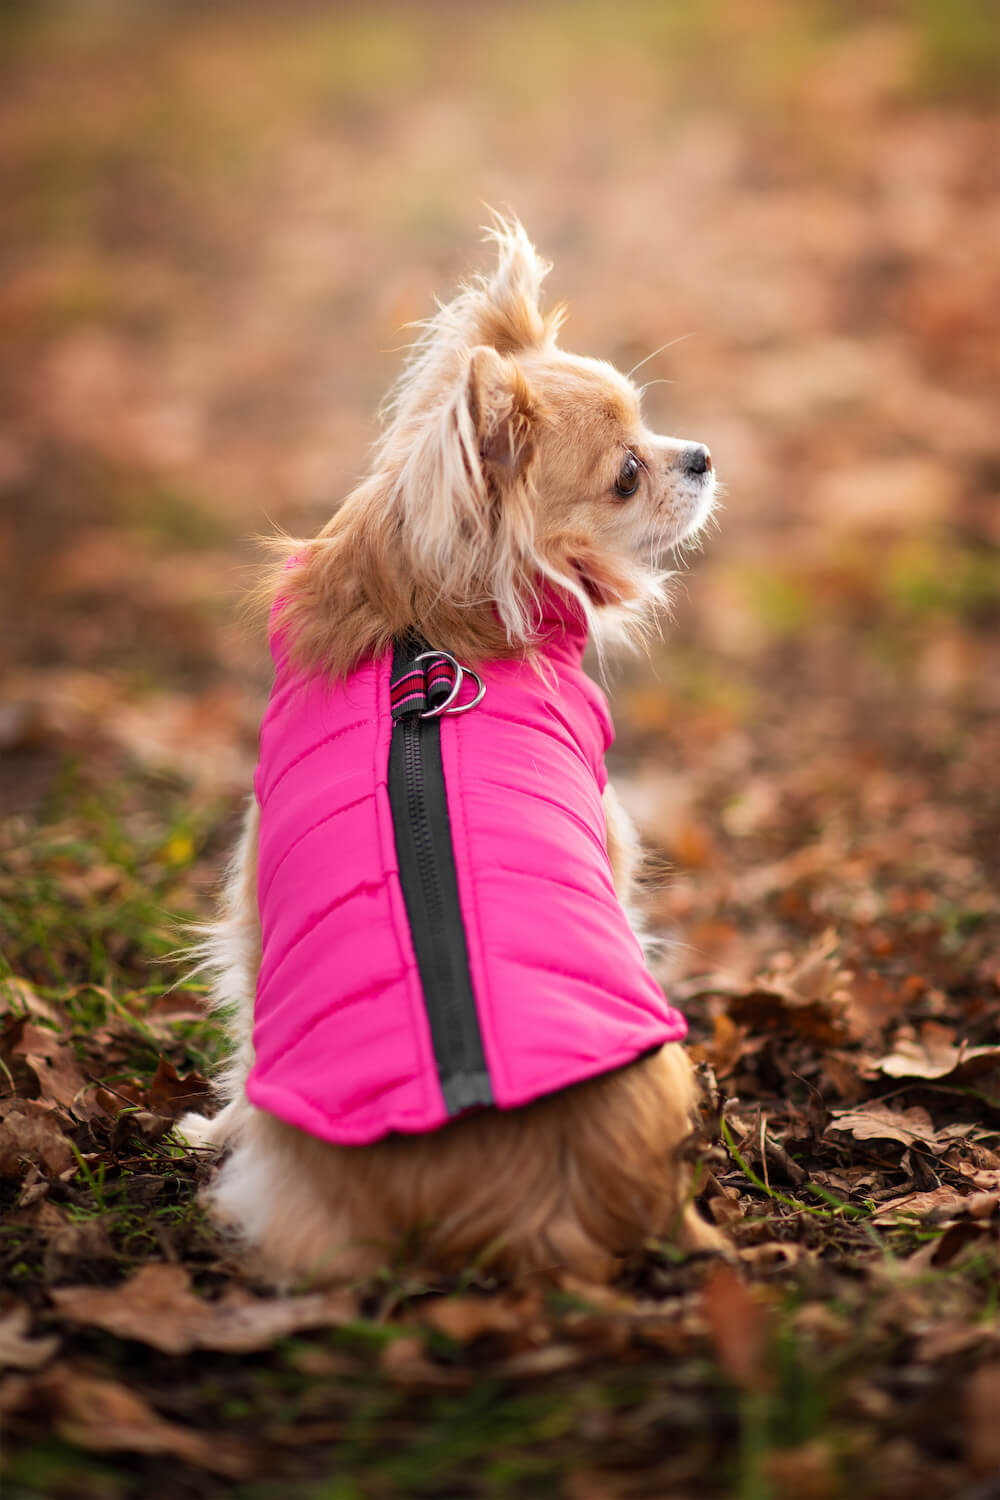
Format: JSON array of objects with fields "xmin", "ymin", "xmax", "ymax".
[
  {"xmin": 443, "ymin": 665, "xmax": 485, "ymax": 715},
  {"xmin": 414, "ymin": 650, "xmax": 464, "ymax": 718},
  {"xmin": 414, "ymin": 651, "xmax": 487, "ymax": 718}
]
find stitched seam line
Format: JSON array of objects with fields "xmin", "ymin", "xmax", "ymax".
[
  {"xmin": 257, "ymin": 876, "xmax": 384, "ymax": 999},
  {"xmin": 377, "ymin": 653, "xmax": 437, "ymax": 1119},
  {"xmin": 446, "ymin": 713, "xmax": 502, "ymax": 1098},
  {"xmin": 483, "ymin": 861, "xmax": 616, "ymax": 903},
  {"xmin": 470, "ymin": 708, "xmax": 597, "ymax": 775},
  {"xmin": 492, "ymin": 1036, "xmax": 688, "ymax": 1106},
  {"xmin": 258, "ymin": 790, "xmax": 375, "ymax": 907},
  {"xmin": 259, "ymin": 718, "xmax": 373, "ymax": 808},
  {"xmin": 245, "ymin": 1078, "xmax": 441, "ymax": 1143},
  {"xmin": 494, "ymin": 949, "xmax": 675, "ymax": 998},
  {"xmin": 474, "ymin": 776, "xmax": 605, "ymax": 855},
  {"xmin": 256, "ymin": 969, "xmax": 405, "ymax": 1060}
]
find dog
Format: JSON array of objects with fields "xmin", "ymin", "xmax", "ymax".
[{"xmin": 180, "ymin": 217, "xmax": 722, "ymax": 1285}]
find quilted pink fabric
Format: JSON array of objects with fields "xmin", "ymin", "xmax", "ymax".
[{"xmin": 246, "ymin": 590, "xmax": 688, "ymax": 1144}]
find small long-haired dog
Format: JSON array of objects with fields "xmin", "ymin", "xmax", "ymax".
[{"xmin": 181, "ymin": 218, "xmax": 722, "ymax": 1284}]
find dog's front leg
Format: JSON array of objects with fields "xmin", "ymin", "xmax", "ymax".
[
  {"xmin": 603, "ymin": 780, "xmax": 646, "ymax": 912},
  {"xmin": 178, "ymin": 795, "xmax": 261, "ymax": 1151}
]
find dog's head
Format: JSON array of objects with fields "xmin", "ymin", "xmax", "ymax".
[
  {"xmin": 380, "ymin": 216, "xmax": 716, "ymax": 643},
  {"xmin": 280, "ymin": 218, "xmax": 717, "ymax": 672}
]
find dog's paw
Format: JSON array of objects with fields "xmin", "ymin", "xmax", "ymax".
[
  {"xmin": 176, "ymin": 1094, "xmax": 252, "ymax": 1153},
  {"xmin": 176, "ymin": 1110, "xmax": 225, "ymax": 1151}
]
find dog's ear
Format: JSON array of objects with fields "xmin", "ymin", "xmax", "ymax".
[
  {"xmin": 466, "ymin": 345, "xmax": 536, "ymax": 481},
  {"xmin": 475, "ymin": 215, "xmax": 566, "ymax": 354},
  {"xmin": 392, "ymin": 343, "xmax": 538, "ymax": 630}
]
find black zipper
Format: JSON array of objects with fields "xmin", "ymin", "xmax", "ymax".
[{"xmin": 387, "ymin": 642, "xmax": 492, "ymax": 1117}]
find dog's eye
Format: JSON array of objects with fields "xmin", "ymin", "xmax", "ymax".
[{"xmin": 614, "ymin": 452, "xmax": 641, "ymax": 498}]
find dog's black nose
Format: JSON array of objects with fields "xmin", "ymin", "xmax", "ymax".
[{"xmin": 682, "ymin": 444, "xmax": 713, "ymax": 476}]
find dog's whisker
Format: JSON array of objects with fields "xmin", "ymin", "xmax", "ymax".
[{"xmin": 626, "ymin": 333, "xmax": 696, "ymax": 381}]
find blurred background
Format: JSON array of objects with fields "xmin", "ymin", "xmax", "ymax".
[{"xmin": 1, "ymin": 0, "xmax": 998, "ymax": 995}]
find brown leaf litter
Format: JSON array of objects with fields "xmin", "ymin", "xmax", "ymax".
[{"xmin": 50, "ymin": 1263, "xmax": 358, "ymax": 1356}]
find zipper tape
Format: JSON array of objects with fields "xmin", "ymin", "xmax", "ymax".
[{"xmin": 387, "ymin": 639, "xmax": 493, "ymax": 1118}]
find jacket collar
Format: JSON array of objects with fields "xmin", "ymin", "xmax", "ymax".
[{"xmin": 532, "ymin": 582, "xmax": 589, "ymax": 664}]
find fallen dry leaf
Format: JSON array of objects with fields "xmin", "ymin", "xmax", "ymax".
[
  {"xmin": 727, "ymin": 933, "xmax": 854, "ymax": 1045},
  {"xmin": 0, "ymin": 1307, "xmax": 60, "ymax": 1371},
  {"xmin": 0, "ymin": 978, "xmax": 59, "ymax": 1025},
  {"xmin": 701, "ymin": 1264, "xmax": 773, "ymax": 1392},
  {"xmin": 496, "ymin": 1344, "xmax": 586, "ymax": 1379},
  {"xmin": 16, "ymin": 1163, "xmax": 51, "ymax": 1211},
  {"xmin": 896, "ymin": 1220, "xmax": 997, "ymax": 1276},
  {"xmin": 842, "ymin": 971, "xmax": 911, "ymax": 1042},
  {"xmin": 872, "ymin": 1187, "xmax": 964, "ymax": 1222},
  {"xmin": 728, "ymin": 991, "xmax": 849, "ymax": 1045},
  {"xmin": 0, "ymin": 1016, "xmax": 37, "ymax": 1098},
  {"xmin": 420, "ymin": 1293, "xmax": 541, "ymax": 1345},
  {"xmin": 145, "ymin": 1057, "xmax": 213, "ymax": 1120},
  {"xmin": 772, "ymin": 932, "xmax": 851, "ymax": 1006},
  {"xmin": 964, "ymin": 1168, "xmax": 1000, "ymax": 1192},
  {"xmin": 765, "ymin": 1439, "xmax": 836, "ymax": 1500},
  {"xmin": 724, "ymin": 930, "xmax": 855, "ymax": 1045},
  {"xmin": 825, "ymin": 1102, "xmax": 939, "ymax": 1150},
  {"xmin": 0, "ymin": 1016, "xmax": 90, "ymax": 1110},
  {"xmin": 379, "ymin": 1335, "xmax": 470, "ymax": 1389},
  {"xmin": 51, "ymin": 1262, "xmax": 358, "ymax": 1354},
  {"xmin": 876, "ymin": 1030, "xmax": 1000, "ymax": 1090},
  {"xmin": 873, "ymin": 1187, "xmax": 999, "ymax": 1224},
  {"xmin": 43, "ymin": 1210, "xmax": 117, "ymax": 1282},
  {"xmin": 0, "ymin": 1373, "xmax": 31, "ymax": 1419},
  {"xmin": 965, "ymin": 1363, "xmax": 1000, "ymax": 1476},
  {"xmin": 917, "ymin": 1320, "xmax": 1000, "ymax": 1364},
  {"xmin": 34, "ymin": 1364, "xmax": 251, "ymax": 1477},
  {"xmin": 704, "ymin": 1011, "xmax": 747, "ymax": 1079},
  {"xmin": 19, "ymin": 1036, "xmax": 90, "ymax": 1112},
  {"xmin": 109, "ymin": 1108, "xmax": 175, "ymax": 1150},
  {"xmin": 739, "ymin": 1241, "xmax": 804, "ymax": 1270},
  {"xmin": 94, "ymin": 1080, "xmax": 144, "ymax": 1115},
  {"xmin": 0, "ymin": 1105, "xmax": 75, "ymax": 1179}
]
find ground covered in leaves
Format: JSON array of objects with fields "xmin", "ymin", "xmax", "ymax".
[{"xmin": 2, "ymin": 4, "xmax": 999, "ymax": 1497}]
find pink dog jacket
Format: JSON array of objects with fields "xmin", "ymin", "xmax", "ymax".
[{"xmin": 247, "ymin": 589, "xmax": 687, "ymax": 1145}]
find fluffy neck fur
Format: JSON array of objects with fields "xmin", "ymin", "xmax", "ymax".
[
  {"xmin": 261, "ymin": 217, "xmax": 666, "ymax": 679},
  {"xmin": 264, "ymin": 501, "xmax": 665, "ymax": 680}
]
